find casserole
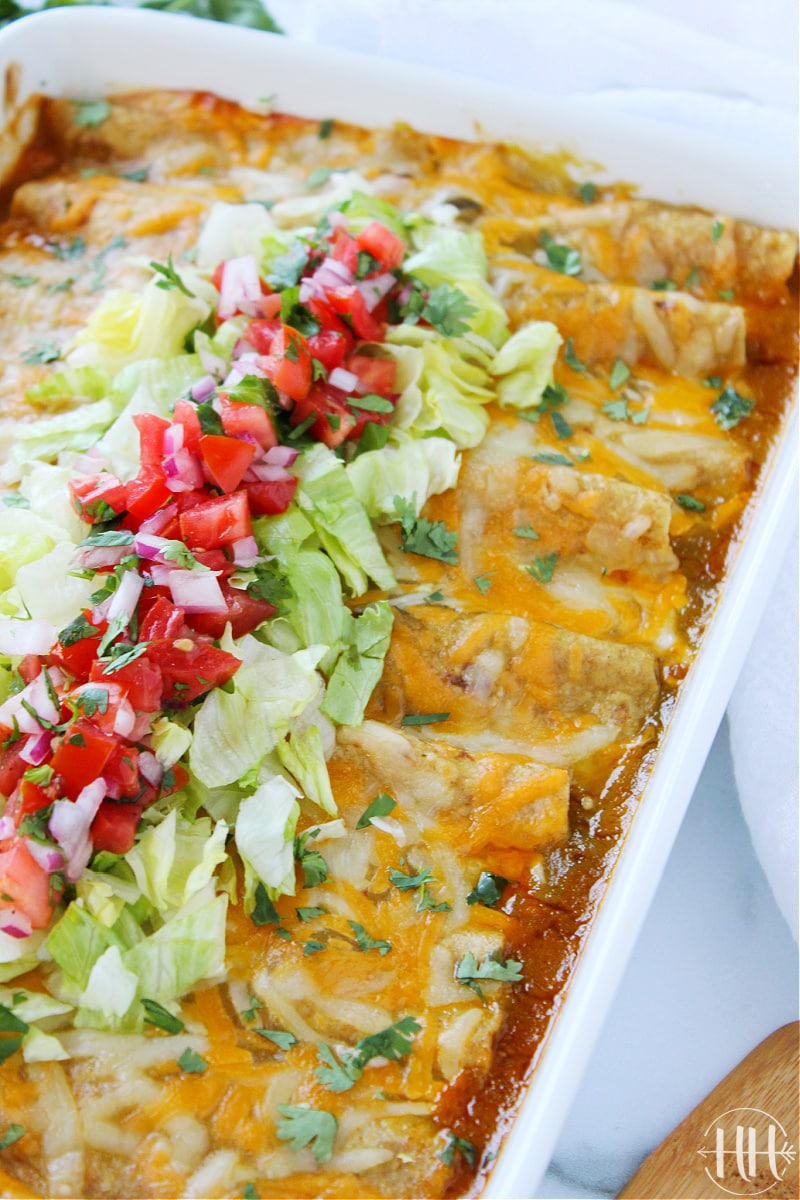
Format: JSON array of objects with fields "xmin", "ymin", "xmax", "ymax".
[{"xmin": 0, "ymin": 9, "xmax": 796, "ymax": 1198}]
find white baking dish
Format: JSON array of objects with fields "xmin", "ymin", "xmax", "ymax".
[{"xmin": 0, "ymin": 9, "xmax": 796, "ymax": 1198}]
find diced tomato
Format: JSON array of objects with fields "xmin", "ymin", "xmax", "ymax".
[
  {"xmin": 304, "ymin": 297, "xmax": 356, "ymax": 351},
  {"xmin": 245, "ymin": 318, "xmax": 283, "ymax": 355},
  {"xmin": 173, "ymin": 399, "xmax": 203, "ymax": 455},
  {"xmin": 138, "ymin": 596, "xmax": 189, "ymax": 643},
  {"xmin": 290, "ymin": 384, "xmax": 355, "ymax": 448},
  {"xmin": 210, "ymin": 262, "xmax": 225, "ymax": 291},
  {"xmin": 103, "ymin": 744, "xmax": 141, "ymax": 800},
  {"xmin": 17, "ymin": 656, "xmax": 42, "ymax": 686},
  {"xmin": 307, "ymin": 329, "xmax": 348, "ymax": 372},
  {"xmin": 0, "ymin": 777, "xmax": 53, "ymax": 834},
  {"xmin": 133, "ymin": 413, "xmax": 171, "ymax": 469},
  {"xmin": 330, "ymin": 230, "xmax": 359, "ymax": 274},
  {"xmin": 0, "ymin": 840, "xmax": 58, "ymax": 929},
  {"xmin": 91, "ymin": 800, "xmax": 143, "ymax": 855},
  {"xmin": 190, "ymin": 581, "xmax": 277, "ymax": 639},
  {"xmin": 147, "ymin": 637, "xmax": 241, "ymax": 706},
  {"xmin": 50, "ymin": 724, "xmax": 115, "ymax": 800},
  {"xmin": 69, "ymin": 473, "xmax": 127, "ymax": 523},
  {"xmin": 356, "ymin": 221, "xmax": 406, "ymax": 271},
  {"xmin": 179, "ymin": 491, "xmax": 252, "ymax": 549},
  {"xmin": 348, "ymin": 404, "xmax": 395, "ymax": 445},
  {"xmin": 345, "ymin": 353, "xmax": 397, "ymax": 395},
  {"xmin": 246, "ymin": 475, "xmax": 298, "ymax": 516},
  {"xmin": 0, "ymin": 742, "xmax": 31, "ymax": 801},
  {"xmin": 263, "ymin": 326, "xmax": 312, "ymax": 401},
  {"xmin": 327, "ymin": 287, "xmax": 385, "ymax": 341},
  {"xmin": 199, "ymin": 434, "xmax": 256, "ymax": 493},
  {"xmin": 217, "ymin": 395, "xmax": 277, "ymax": 450},
  {"xmin": 50, "ymin": 618, "xmax": 103, "ymax": 683},
  {"xmin": 89, "ymin": 656, "xmax": 162, "ymax": 714},
  {"xmin": 124, "ymin": 467, "xmax": 172, "ymax": 523}
]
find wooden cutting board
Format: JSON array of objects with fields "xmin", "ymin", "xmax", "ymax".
[{"xmin": 618, "ymin": 1022, "xmax": 799, "ymax": 1199}]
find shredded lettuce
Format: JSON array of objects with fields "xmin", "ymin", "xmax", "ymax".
[
  {"xmin": 347, "ymin": 432, "xmax": 460, "ymax": 522},
  {"xmin": 0, "ymin": 509, "xmax": 72, "ymax": 594},
  {"xmin": 25, "ymin": 366, "xmax": 111, "ymax": 409},
  {"xmin": 22, "ymin": 1026, "xmax": 70, "ymax": 1063},
  {"xmin": 293, "ymin": 444, "xmax": 396, "ymax": 595},
  {"xmin": 0, "ymin": 929, "xmax": 46, "ymax": 984},
  {"xmin": 489, "ymin": 322, "xmax": 563, "ymax": 408},
  {"xmin": 79, "ymin": 944, "xmax": 138, "ymax": 1021},
  {"xmin": 322, "ymin": 602, "xmax": 394, "ymax": 727},
  {"xmin": 122, "ymin": 891, "xmax": 227, "ymax": 1005},
  {"xmin": 18, "ymin": 462, "xmax": 87, "ymax": 542},
  {"xmin": 67, "ymin": 278, "xmax": 212, "ymax": 374},
  {"xmin": 190, "ymin": 640, "xmax": 325, "ymax": 788},
  {"xmin": 46, "ymin": 901, "xmax": 125, "ymax": 991},
  {"xmin": 14, "ymin": 542, "xmax": 96, "ymax": 626},
  {"xmin": 0, "ymin": 397, "xmax": 124, "ymax": 484},
  {"xmin": 194, "ymin": 201, "xmax": 277, "ymax": 269},
  {"xmin": 276, "ymin": 725, "xmax": 336, "ymax": 816},
  {"xmin": 404, "ymin": 227, "xmax": 488, "ymax": 284},
  {"xmin": 150, "ymin": 716, "xmax": 193, "ymax": 770},
  {"xmin": 234, "ymin": 775, "xmax": 300, "ymax": 898},
  {"xmin": 124, "ymin": 810, "xmax": 228, "ymax": 914},
  {"xmin": 339, "ymin": 190, "xmax": 410, "ymax": 243}
]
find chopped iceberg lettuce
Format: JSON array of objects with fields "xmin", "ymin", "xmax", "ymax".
[
  {"xmin": 339, "ymin": 190, "xmax": 410, "ymax": 243},
  {"xmin": 276, "ymin": 725, "xmax": 336, "ymax": 816},
  {"xmin": 18, "ymin": 462, "xmax": 87, "ymax": 542},
  {"xmin": 293, "ymin": 444, "xmax": 396, "ymax": 595},
  {"xmin": 150, "ymin": 716, "xmax": 193, "ymax": 770},
  {"xmin": 194, "ymin": 201, "xmax": 277, "ymax": 269},
  {"xmin": 124, "ymin": 810, "xmax": 228, "ymax": 913},
  {"xmin": 0, "ymin": 509, "xmax": 73, "ymax": 593},
  {"xmin": 346, "ymin": 432, "xmax": 460, "ymax": 522},
  {"xmin": 25, "ymin": 366, "xmax": 111, "ymax": 409},
  {"xmin": 14, "ymin": 542, "xmax": 96, "ymax": 626},
  {"xmin": 0, "ymin": 397, "xmax": 124, "ymax": 484},
  {"xmin": 489, "ymin": 322, "xmax": 563, "ymax": 409},
  {"xmin": 46, "ymin": 901, "xmax": 125, "ymax": 991},
  {"xmin": 234, "ymin": 775, "xmax": 300, "ymax": 897},
  {"xmin": 404, "ymin": 227, "xmax": 488, "ymax": 284},
  {"xmin": 322, "ymin": 602, "xmax": 394, "ymax": 727},
  {"xmin": 122, "ymin": 891, "xmax": 227, "ymax": 1005}
]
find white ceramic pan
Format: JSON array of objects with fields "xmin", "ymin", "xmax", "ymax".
[{"xmin": 0, "ymin": 9, "xmax": 796, "ymax": 1197}]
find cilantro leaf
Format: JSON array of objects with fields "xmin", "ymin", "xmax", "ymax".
[
  {"xmin": 0, "ymin": 1005, "xmax": 28, "ymax": 1035},
  {"xmin": 177, "ymin": 1047, "xmax": 207, "ymax": 1073},
  {"xmin": 57, "ymin": 613, "xmax": 97, "ymax": 647},
  {"xmin": 608, "ymin": 358, "xmax": 631, "ymax": 391},
  {"xmin": 318, "ymin": 118, "xmax": 334, "ymax": 139},
  {"xmin": 525, "ymin": 553, "xmax": 558, "ymax": 584},
  {"xmin": 531, "ymin": 451, "xmax": 573, "ymax": 467},
  {"xmin": 675, "ymin": 493, "xmax": 706, "ymax": 512},
  {"xmin": 466, "ymin": 872, "xmax": 509, "ymax": 908},
  {"xmin": 473, "ymin": 572, "xmax": 494, "ymax": 594},
  {"xmin": 455, "ymin": 951, "xmax": 523, "ymax": 1000},
  {"xmin": 296, "ymin": 906, "xmax": 326, "ymax": 922},
  {"xmin": 564, "ymin": 337, "xmax": 585, "ymax": 373},
  {"xmin": 388, "ymin": 865, "xmax": 434, "ymax": 891},
  {"xmin": 711, "ymin": 386, "xmax": 754, "ymax": 430},
  {"xmin": 512, "ymin": 524, "xmax": 539, "ymax": 540},
  {"xmin": 254, "ymin": 1028, "xmax": 297, "ymax": 1050},
  {"xmin": 356, "ymin": 792, "xmax": 396, "ymax": 830},
  {"xmin": 539, "ymin": 230, "xmax": 581, "ymax": 276},
  {"xmin": 355, "ymin": 1016, "xmax": 421, "ymax": 1065},
  {"xmin": 315, "ymin": 1044, "xmax": 363, "ymax": 1093},
  {"xmin": 712, "ymin": 218, "xmax": 725, "ymax": 243},
  {"xmin": 267, "ymin": 242, "xmax": 309, "ymax": 290},
  {"xmin": 551, "ymin": 410, "xmax": 573, "ymax": 439},
  {"xmin": 294, "ymin": 829, "xmax": 329, "ymax": 888},
  {"xmin": 601, "ymin": 398, "xmax": 630, "ymax": 421},
  {"xmin": 72, "ymin": 99, "xmax": 111, "ymax": 128},
  {"xmin": 276, "ymin": 1105, "xmax": 337, "ymax": 1162},
  {"xmin": 401, "ymin": 712, "xmax": 450, "ymax": 726},
  {"xmin": 243, "ymin": 560, "xmax": 293, "ymax": 612},
  {"xmin": 142, "ymin": 999, "xmax": 185, "ymax": 1034},
  {"xmin": 578, "ymin": 182, "xmax": 597, "ymax": 204},
  {"xmin": 21, "ymin": 340, "xmax": 60, "ymax": 365},
  {"xmin": 416, "ymin": 884, "xmax": 452, "ymax": 913},
  {"xmin": 440, "ymin": 1131, "xmax": 477, "ymax": 1169},
  {"xmin": 251, "ymin": 882, "xmax": 282, "ymax": 927},
  {"xmin": 394, "ymin": 494, "xmax": 458, "ymax": 564},
  {"xmin": 0, "ymin": 1124, "xmax": 25, "ymax": 1151},
  {"xmin": 651, "ymin": 278, "xmax": 678, "ymax": 292},
  {"xmin": 349, "ymin": 920, "xmax": 391, "ymax": 956},
  {"xmin": 421, "ymin": 283, "xmax": 477, "ymax": 337},
  {"xmin": 150, "ymin": 253, "xmax": 194, "ymax": 297}
]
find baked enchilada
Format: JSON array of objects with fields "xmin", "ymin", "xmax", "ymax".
[{"xmin": 0, "ymin": 92, "xmax": 795, "ymax": 1199}]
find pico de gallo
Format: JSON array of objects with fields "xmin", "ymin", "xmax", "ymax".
[{"xmin": 0, "ymin": 210, "xmax": 482, "ymax": 940}]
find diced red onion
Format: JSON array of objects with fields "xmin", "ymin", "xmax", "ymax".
[
  {"xmin": 248, "ymin": 462, "xmax": 293, "ymax": 483},
  {"xmin": 263, "ymin": 445, "xmax": 300, "ymax": 468},
  {"xmin": 72, "ymin": 544, "xmax": 130, "ymax": 571},
  {"xmin": 356, "ymin": 271, "xmax": 397, "ymax": 313},
  {"xmin": 276, "ymin": 388, "xmax": 292, "ymax": 410},
  {"xmin": 313, "ymin": 256, "xmax": 354, "ymax": 289},
  {"xmin": 164, "ymin": 448, "xmax": 204, "ymax": 493},
  {"xmin": 91, "ymin": 595, "xmax": 114, "ymax": 626},
  {"xmin": 19, "ymin": 730, "xmax": 53, "ymax": 766},
  {"xmin": 0, "ymin": 669, "xmax": 62, "ymax": 735},
  {"xmin": 299, "ymin": 276, "xmax": 326, "ymax": 304},
  {"xmin": 0, "ymin": 909, "xmax": 32, "ymax": 939},
  {"xmin": 106, "ymin": 570, "xmax": 144, "ymax": 623},
  {"xmin": 138, "ymin": 751, "xmax": 163, "ymax": 787},
  {"xmin": 24, "ymin": 838, "xmax": 65, "ymax": 874},
  {"xmin": 223, "ymin": 360, "xmax": 266, "ymax": 389},
  {"xmin": 329, "ymin": 367, "xmax": 359, "ymax": 393},
  {"xmin": 0, "ymin": 617, "xmax": 57, "ymax": 657},
  {"xmin": 130, "ymin": 713, "xmax": 152, "ymax": 742},
  {"xmin": 198, "ymin": 345, "xmax": 226, "ymax": 379},
  {"xmin": 72, "ymin": 446, "xmax": 110, "ymax": 475},
  {"xmin": 138, "ymin": 506, "xmax": 173, "ymax": 537},
  {"xmin": 134, "ymin": 533, "xmax": 171, "ymax": 561},
  {"xmin": 163, "ymin": 568, "xmax": 227, "ymax": 614},
  {"xmin": 163, "ymin": 424, "xmax": 185, "ymax": 456},
  {"xmin": 396, "ymin": 283, "xmax": 412, "ymax": 307},
  {"xmin": 0, "ymin": 814, "xmax": 16, "ymax": 841},
  {"xmin": 218, "ymin": 255, "xmax": 262, "ymax": 320},
  {"xmin": 112, "ymin": 698, "xmax": 137, "ymax": 738},
  {"xmin": 49, "ymin": 777, "xmax": 106, "ymax": 883},
  {"xmin": 327, "ymin": 210, "xmax": 348, "ymax": 230},
  {"xmin": 231, "ymin": 536, "xmax": 260, "ymax": 568}
]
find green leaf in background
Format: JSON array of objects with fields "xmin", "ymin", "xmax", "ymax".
[{"xmin": 0, "ymin": 0, "xmax": 284, "ymax": 34}]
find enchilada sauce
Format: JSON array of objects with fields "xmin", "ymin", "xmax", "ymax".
[{"xmin": 0, "ymin": 94, "xmax": 796, "ymax": 1199}]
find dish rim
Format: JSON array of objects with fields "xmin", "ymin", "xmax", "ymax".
[{"xmin": 0, "ymin": 9, "xmax": 797, "ymax": 1197}]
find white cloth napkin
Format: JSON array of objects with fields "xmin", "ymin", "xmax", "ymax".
[{"xmin": 267, "ymin": 0, "xmax": 799, "ymax": 942}]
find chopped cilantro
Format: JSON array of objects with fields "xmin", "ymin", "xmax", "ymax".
[
  {"xmin": 276, "ymin": 1105, "xmax": 337, "ymax": 1162},
  {"xmin": 318, "ymin": 118, "xmax": 334, "ymax": 140},
  {"xmin": 315, "ymin": 1043, "xmax": 362, "ymax": 1092},
  {"xmin": 0, "ymin": 1124, "xmax": 25, "ymax": 1151},
  {"xmin": 702, "ymin": 375, "xmax": 723, "ymax": 389},
  {"xmin": 711, "ymin": 386, "xmax": 754, "ymax": 430},
  {"xmin": 255, "ymin": 1028, "xmax": 297, "ymax": 1050},
  {"xmin": 196, "ymin": 401, "xmax": 225, "ymax": 435},
  {"xmin": 651, "ymin": 278, "xmax": 678, "ymax": 291},
  {"xmin": 526, "ymin": 553, "xmax": 558, "ymax": 584},
  {"xmin": 401, "ymin": 712, "xmax": 450, "ymax": 726},
  {"xmin": 267, "ymin": 242, "xmax": 309, "ymax": 290},
  {"xmin": 539, "ymin": 230, "xmax": 581, "ymax": 276},
  {"xmin": 440, "ymin": 1131, "xmax": 477, "ymax": 1168},
  {"xmin": 601, "ymin": 398, "xmax": 630, "ymax": 421},
  {"xmin": 455, "ymin": 951, "xmax": 523, "ymax": 1001},
  {"xmin": 608, "ymin": 358, "xmax": 631, "ymax": 390},
  {"xmin": 513, "ymin": 524, "xmax": 539, "ymax": 540},
  {"xmin": 243, "ymin": 1185, "xmax": 258, "ymax": 1200},
  {"xmin": 8, "ymin": 274, "xmax": 36, "ymax": 288},
  {"xmin": 718, "ymin": 288, "xmax": 735, "ymax": 301},
  {"xmin": 578, "ymin": 181, "xmax": 597, "ymax": 204},
  {"xmin": 306, "ymin": 166, "xmax": 334, "ymax": 189},
  {"xmin": 356, "ymin": 792, "xmax": 396, "ymax": 830},
  {"xmin": 244, "ymin": 561, "xmax": 293, "ymax": 611},
  {"xmin": 348, "ymin": 393, "xmax": 393, "ymax": 414},
  {"xmin": 121, "ymin": 167, "xmax": 149, "ymax": 183},
  {"xmin": 150, "ymin": 253, "xmax": 194, "ymax": 297},
  {"xmin": 417, "ymin": 884, "xmax": 451, "ymax": 913},
  {"xmin": 466, "ymin": 872, "xmax": 510, "ymax": 908},
  {"xmin": 394, "ymin": 494, "xmax": 458, "ymax": 564},
  {"xmin": 355, "ymin": 249, "xmax": 381, "ymax": 279},
  {"xmin": 389, "ymin": 865, "xmax": 435, "ymax": 890},
  {"xmin": 712, "ymin": 218, "xmax": 725, "ymax": 243},
  {"xmin": 473, "ymin": 572, "xmax": 494, "ymax": 594},
  {"xmin": 22, "ymin": 765, "xmax": 53, "ymax": 787},
  {"xmin": 142, "ymin": 999, "xmax": 185, "ymax": 1034},
  {"xmin": 414, "ymin": 282, "xmax": 477, "ymax": 337},
  {"xmin": 551, "ymin": 410, "xmax": 573, "ymax": 439},
  {"xmin": 531, "ymin": 451, "xmax": 573, "ymax": 466},
  {"xmin": 685, "ymin": 265, "xmax": 701, "ymax": 288},
  {"xmin": 303, "ymin": 939, "xmax": 326, "ymax": 956},
  {"xmin": 21, "ymin": 340, "xmax": 60, "ymax": 365},
  {"xmin": 294, "ymin": 828, "xmax": 328, "ymax": 888},
  {"xmin": 2, "ymin": 494, "xmax": 29, "ymax": 508},
  {"xmin": 425, "ymin": 590, "xmax": 444, "ymax": 603},
  {"xmin": 78, "ymin": 529, "xmax": 134, "ymax": 548},
  {"xmin": 72, "ymin": 98, "xmax": 111, "ymax": 128},
  {"xmin": 564, "ymin": 337, "xmax": 586, "ymax": 372},
  {"xmin": 295, "ymin": 906, "xmax": 326, "ymax": 922},
  {"xmin": 177, "ymin": 1047, "xmax": 207, "ymax": 1074},
  {"xmin": 75, "ymin": 686, "xmax": 109, "ymax": 718},
  {"xmin": 349, "ymin": 920, "xmax": 391, "ymax": 955},
  {"xmin": 57, "ymin": 613, "xmax": 96, "ymax": 647},
  {"xmin": 251, "ymin": 883, "xmax": 282, "ymax": 927},
  {"xmin": 676, "ymin": 493, "xmax": 706, "ymax": 512}
]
